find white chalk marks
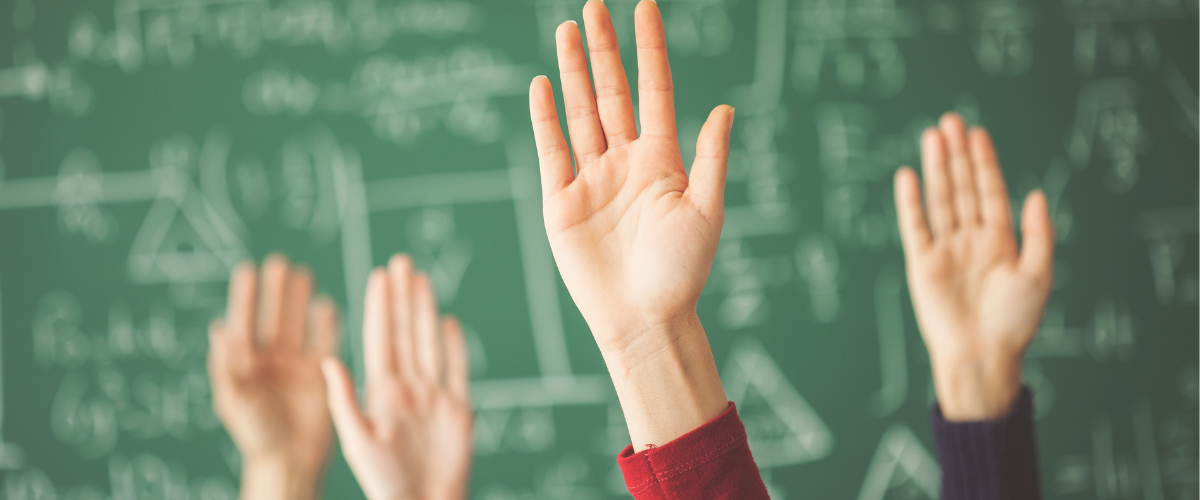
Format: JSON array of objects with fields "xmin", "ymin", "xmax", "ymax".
[{"xmin": 723, "ymin": 337, "xmax": 833, "ymax": 467}]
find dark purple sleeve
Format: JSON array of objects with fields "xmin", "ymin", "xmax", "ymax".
[{"xmin": 930, "ymin": 387, "xmax": 1043, "ymax": 500}]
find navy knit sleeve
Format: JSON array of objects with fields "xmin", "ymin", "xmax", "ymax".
[{"xmin": 930, "ymin": 387, "xmax": 1043, "ymax": 500}]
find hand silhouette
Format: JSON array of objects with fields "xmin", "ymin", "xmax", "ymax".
[
  {"xmin": 895, "ymin": 113, "xmax": 1055, "ymax": 420},
  {"xmin": 209, "ymin": 255, "xmax": 339, "ymax": 499},
  {"xmin": 322, "ymin": 255, "xmax": 473, "ymax": 500},
  {"xmin": 529, "ymin": 0, "xmax": 732, "ymax": 449}
]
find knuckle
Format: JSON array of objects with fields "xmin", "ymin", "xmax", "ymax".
[
  {"xmin": 588, "ymin": 43, "xmax": 621, "ymax": 55},
  {"xmin": 594, "ymin": 82, "xmax": 629, "ymax": 99},
  {"xmin": 606, "ymin": 129, "xmax": 636, "ymax": 144},
  {"xmin": 537, "ymin": 143, "xmax": 569, "ymax": 158},
  {"xmin": 638, "ymin": 79, "xmax": 674, "ymax": 93},
  {"xmin": 565, "ymin": 103, "xmax": 598, "ymax": 120},
  {"xmin": 577, "ymin": 150, "xmax": 604, "ymax": 165}
]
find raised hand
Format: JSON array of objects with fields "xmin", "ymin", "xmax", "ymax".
[
  {"xmin": 208, "ymin": 255, "xmax": 339, "ymax": 499},
  {"xmin": 321, "ymin": 255, "xmax": 472, "ymax": 500},
  {"xmin": 528, "ymin": 0, "xmax": 732, "ymax": 449},
  {"xmin": 894, "ymin": 113, "xmax": 1055, "ymax": 421}
]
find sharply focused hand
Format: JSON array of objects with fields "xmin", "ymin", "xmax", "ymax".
[
  {"xmin": 529, "ymin": 0, "xmax": 732, "ymax": 449},
  {"xmin": 530, "ymin": 0, "xmax": 734, "ymax": 351},
  {"xmin": 208, "ymin": 255, "xmax": 339, "ymax": 499},
  {"xmin": 894, "ymin": 113, "xmax": 1055, "ymax": 421},
  {"xmin": 322, "ymin": 255, "xmax": 473, "ymax": 500}
]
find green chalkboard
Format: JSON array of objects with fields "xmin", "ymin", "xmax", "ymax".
[{"xmin": 0, "ymin": 0, "xmax": 1197, "ymax": 498}]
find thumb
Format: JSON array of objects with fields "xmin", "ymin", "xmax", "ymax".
[
  {"xmin": 310, "ymin": 296, "xmax": 340, "ymax": 358},
  {"xmin": 321, "ymin": 357, "xmax": 370, "ymax": 446},
  {"xmin": 1018, "ymin": 189, "xmax": 1055, "ymax": 281},
  {"xmin": 687, "ymin": 105, "xmax": 735, "ymax": 218}
]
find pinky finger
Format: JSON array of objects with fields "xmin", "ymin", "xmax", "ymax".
[{"xmin": 441, "ymin": 316, "xmax": 470, "ymax": 403}]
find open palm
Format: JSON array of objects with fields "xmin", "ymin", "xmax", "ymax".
[
  {"xmin": 323, "ymin": 255, "xmax": 472, "ymax": 500},
  {"xmin": 895, "ymin": 114, "xmax": 1055, "ymax": 419},
  {"xmin": 208, "ymin": 256, "xmax": 339, "ymax": 484},
  {"xmin": 529, "ymin": 0, "xmax": 734, "ymax": 353}
]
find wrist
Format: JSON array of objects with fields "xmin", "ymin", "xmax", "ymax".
[
  {"xmin": 589, "ymin": 310, "xmax": 701, "ymax": 361},
  {"xmin": 240, "ymin": 455, "xmax": 323, "ymax": 500},
  {"xmin": 428, "ymin": 486, "xmax": 467, "ymax": 500},
  {"xmin": 930, "ymin": 350, "xmax": 1023, "ymax": 422},
  {"xmin": 369, "ymin": 487, "xmax": 463, "ymax": 500},
  {"xmin": 596, "ymin": 312, "xmax": 728, "ymax": 452}
]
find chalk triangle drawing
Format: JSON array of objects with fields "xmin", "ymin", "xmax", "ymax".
[
  {"xmin": 856, "ymin": 424, "xmax": 939, "ymax": 500},
  {"xmin": 128, "ymin": 174, "xmax": 248, "ymax": 283},
  {"xmin": 722, "ymin": 337, "xmax": 833, "ymax": 467}
]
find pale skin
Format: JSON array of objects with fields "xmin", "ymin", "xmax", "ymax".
[
  {"xmin": 895, "ymin": 113, "xmax": 1056, "ymax": 421},
  {"xmin": 208, "ymin": 255, "xmax": 339, "ymax": 500},
  {"xmin": 529, "ymin": 0, "xmax": 732, "ymax": 450},
  {"xmin": 322, "ymin": 254, "xmax": 473, "ymax": 500}
]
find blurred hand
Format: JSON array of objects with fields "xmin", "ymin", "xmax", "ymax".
[
  {"xmin": 894, "ymin": 113, "xmax": 1055, "ymax": 421},
  {"xmin": 208, "ymin": 255, "xmax": 339, "ymax": 499},
  {"xmin": 528, "ymin": 0, "xmax": 731, "ymax": 449},
  {"xmin": 322, "ymin": 255, "xmax": 473, "ymax": 500}
]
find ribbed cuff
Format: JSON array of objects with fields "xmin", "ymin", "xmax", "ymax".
[
  {"xmin": 931, "ymin": 387, "xmax": 1043, "ymax": 500},
  {"xmin": 617, "ymin": 402, "xmax": 770, "ymax": 500}
]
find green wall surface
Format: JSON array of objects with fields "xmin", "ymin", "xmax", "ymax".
[{"xmin": 0, "ymin": 0, "xmax": 1197, "ymax": 498}]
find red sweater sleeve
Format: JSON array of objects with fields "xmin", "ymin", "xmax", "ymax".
[{"xmin": 616, "ymin": 402, "xmax": 770, "ymax": 499}]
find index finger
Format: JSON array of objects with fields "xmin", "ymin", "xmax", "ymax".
[
  {"xmin": 634, "ymin": 0, "xmax": 676, "ymax": 140},
  {"xmin": 530, "ymin": 76, "xmax": 575, "ymax": 197}
]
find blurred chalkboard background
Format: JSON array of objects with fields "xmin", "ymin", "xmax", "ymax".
[{"xmin": 0, "ymin": 0, "xmax": 1196, "ymax": 498}]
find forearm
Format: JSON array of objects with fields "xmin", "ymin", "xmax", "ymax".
[
  {"xmin": 240, "ymin": 458, "xmax": 323, "ymax": 500},
  {"xmin": 596, "ymin": 312, "xmax": 728, "ymax": 452}
]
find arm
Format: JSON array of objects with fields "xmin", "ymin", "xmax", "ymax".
[
  {"xmin": 895, "ymin": 113, "xmax": 1054, "ymax": 499},
  {"xmin": 208, "ymin": 255, "xmax": 340, "ymax": 500},
  {"xmin": 529, "ymin": 1, "xmax": 767, "ymax": 497},
  {"xmin": 931, "ymin": 387, "xmax": 1041, "ymax": 500},
  {"xmin": 321, "ymin": 254, "xmax": 473, "ymax": 500}
]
